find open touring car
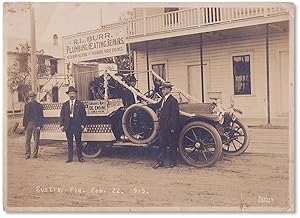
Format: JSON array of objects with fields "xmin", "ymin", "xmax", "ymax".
[{"xmin": 40, "ymin": 63, "xmax": 250, "ymax": 167}]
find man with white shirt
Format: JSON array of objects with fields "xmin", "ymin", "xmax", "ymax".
[
  {"xmin": 59, "ymin": 86, "xmax": 87, "ymax": 163},
  {"xmin": 150, "ymin": 81, "xmax": 180, "ymax": 169}
]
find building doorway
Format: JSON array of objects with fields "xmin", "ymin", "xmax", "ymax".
[{"xmin": 187, "ymin": 61, "xmax": 210, "ymax": 102}]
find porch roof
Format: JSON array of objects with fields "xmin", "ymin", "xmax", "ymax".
[{"xmin": 101, "ymin": 6, "xmax": 290, "ymax": 44}]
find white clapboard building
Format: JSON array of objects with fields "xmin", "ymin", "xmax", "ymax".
[{"xmin": 102, "ymin": 4, "xmax": 293, "ymax": 126}]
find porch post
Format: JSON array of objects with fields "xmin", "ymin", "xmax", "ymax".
[
  {"xmin": 266, "ymin": 23, "xmax": 271, "ymax": 125},
  {"xmin": 146, "ymin": 41, "xmax": 150, "ymax": 91},
  {"xmin": 200, "ymin": 33, "xmax": 205, "ymax": 103}
]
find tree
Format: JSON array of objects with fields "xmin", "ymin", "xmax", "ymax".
[
  {"xmin": 8, "ymin": 42, "xmax": 32, "ymax": 104},
  {"xmin": 7, "ymin": 42, "xmax": 50, "ymax": 108},
  {"xmin": 93, "ymin": 52, "xmax": 134, "ymax": 72}
]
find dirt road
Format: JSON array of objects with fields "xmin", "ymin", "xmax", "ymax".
[{"xmin": 4, "ymin": 127, "xmax": 293, "ymax": 211}]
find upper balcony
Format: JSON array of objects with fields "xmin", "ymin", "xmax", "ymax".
[{"xmin": 102, "ymin": 6, "xmax": 290, "ymax": 43}]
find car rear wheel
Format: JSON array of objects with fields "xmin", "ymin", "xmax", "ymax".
[
  {"xmin": 82, "ymin": 142, "xmax": 103, "ymax": 158},
  {"xmin": 178, "ymin": 121, "xmax": 222, "ymax": 168}
]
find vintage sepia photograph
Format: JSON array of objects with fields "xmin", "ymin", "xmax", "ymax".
[{"xmin": 3, "ymin": 2, "xmax": 294, "ymax": 212}]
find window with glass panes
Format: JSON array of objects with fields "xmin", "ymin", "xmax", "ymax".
[{"xmin": 232, "ymin": 55, "xmax": 251, "ymax": 95}]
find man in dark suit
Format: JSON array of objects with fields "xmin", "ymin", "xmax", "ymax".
[
  {"xmin": 150, "ymin": 81, "xmax": 180, "ymax": 169},
  {"xmin": 122, "ymin": 75, "xmax": 141, "ymax": 106},
  {"xmin": 60, "ymin": 86, "xmax": 87, "ymax": 163},
  {"xmin": 23, "ymin": 91, "xmax": 44, "ymax": 159}
]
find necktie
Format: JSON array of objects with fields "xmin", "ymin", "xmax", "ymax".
[
  {"xmin": 70, "ymin": 100, "xmax": 74, "ymax": 116},
  {"xmin": 160, "ymin": 97, "xmax": 166, "ymax": 110}
]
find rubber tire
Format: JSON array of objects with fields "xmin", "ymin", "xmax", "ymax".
[
  {"xmin": 178, "ymin": 121, "xmax": 222, "ymax": 168},
  {"xmin": 82, "ymin": 142, "xmax": 103, "ymax": 158},
  {"xmin": 222, "ymin": 118, "xmax": 250, "ymax": 156},
  {"xmin": 122, "ymin": 104, "xmax": 159, "ymax": 144}
]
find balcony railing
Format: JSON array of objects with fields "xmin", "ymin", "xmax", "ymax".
[{"xmin": 102, "ymin": 6, "xmax": 288, "ymax": 38}]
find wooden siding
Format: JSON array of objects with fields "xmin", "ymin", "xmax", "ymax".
[{"xmin": 133, "ymin": 28, "xmax": 289, "ymax": 120}]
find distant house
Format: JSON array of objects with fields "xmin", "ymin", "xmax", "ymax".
[{"xmin": 6, "ymin": 49, "xmax": 66, "ymax": 113}]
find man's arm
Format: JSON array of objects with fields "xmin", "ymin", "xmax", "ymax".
[
  {"xmin": 169, "ymin": 97, "xmax": 179, "ymax": 132},
  {"xmin": 147, "ymin": 99, "xmax": 162, "ymax": 111},
  {"xmin": 23, "ymin": 103, "xmax": 27, "ymax": 127},
  {"xmin": 37, "ymin": 103, "xmax": 44, "ymax": 128},
  {"xmin": 80, "ymin": 102, "xmax": 87, "ymax": 127},
  {"xmin": 59, "ymin": 103, "xmax": 65, "ymax": 127}
]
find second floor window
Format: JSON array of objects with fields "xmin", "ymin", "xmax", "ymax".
[
  {"xmin": 19, "ymin": 53, "xmax": 28, "ymax": 72},
  {"xmin": 232, "ymin": 55, "xmax": 251, "ymax": 95},
  {"xmin": 164, "ymin": 8, "xmax": 179, "ymax": 13},
  {"xmin": 50, "ymin": 59, "xmax": 58, "ymax": 75}
]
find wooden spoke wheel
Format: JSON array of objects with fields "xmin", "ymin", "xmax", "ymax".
[
  {"xmin": 178, "ymin": 121, "xmax": 222, "ymax": 168},
  {"xmin": 222, "ymin": 118, "xmax": 250, "ymax": 156}
]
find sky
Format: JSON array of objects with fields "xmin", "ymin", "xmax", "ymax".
[{"xmin": 3, "ymin": 2, "xmax": 133, "ymax": 56}]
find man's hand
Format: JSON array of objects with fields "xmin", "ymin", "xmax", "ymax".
[
  {"xmin": 171, "ymin": 129, "xmax": 175, "ymax": 133},
  {"xmin": 60, "ymin": 126, "xmax": 65, "ymax": 132}
]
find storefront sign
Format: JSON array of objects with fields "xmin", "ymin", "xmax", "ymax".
[{"xmin": 63, "ymin": 26, "xmax": 127, "ymax": 63}]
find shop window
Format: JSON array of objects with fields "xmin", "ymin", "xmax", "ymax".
[
  {"xmin": 232, "ymin": 55, "xmax": 251, "ymax": 95},
  {"xmin": 152, "ymin": 64, "xmax": 166, "ymax": 80}
]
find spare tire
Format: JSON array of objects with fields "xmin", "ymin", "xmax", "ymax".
[{"xmin": 122, "ymin": 104, "xmax": 158, "ymax": 144}]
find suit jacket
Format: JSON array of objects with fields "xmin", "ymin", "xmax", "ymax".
[
  {"xmin": 23, "ymin": 100, "xmax": 44, "ymax": 128},
  {"xmin": 151, "ymin": 94, "xmax": 180, "ymax": 133},
  {"xmin": 59, "ymin": 99, "xmax": 87, "ymax": 131}
]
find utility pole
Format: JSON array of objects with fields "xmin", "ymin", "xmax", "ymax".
[
  {"xmin": 99, "ymin": 7, "xmax": 102, "ymax": 28},
  {"xmin": 266, "ymin": 23, "xmax": 271, "ymax": 125},
  {"xmin": 30, "ymin": 4, "xmax": 37, "ymax": 91}
]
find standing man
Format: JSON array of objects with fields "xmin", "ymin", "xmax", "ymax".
[
  {"xmin": 151, "ymin": 82, "xmax": 180, "ymax": 169},
  {"xmin": 23, "ymin": 91, "xmax": 44, "ymax": 159},
  {"xmin": 60, "ymin": 86, "xmax": 86, "ymax": 163}
]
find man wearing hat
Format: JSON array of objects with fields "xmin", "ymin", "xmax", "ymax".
[
  {"xmin": 150, "ymin": 81, "xmax": 180, "ymax": 169},
  {"xmin": 23, "ymin": 90, "xmax": 44, "ymax": 159},
  {"xmin": 122, "ymin": 74, "xmax": 140, "ymax": 106},
  {"xmin": 60, "ymin": 86, "xmax": 87, "ymax": 163}
]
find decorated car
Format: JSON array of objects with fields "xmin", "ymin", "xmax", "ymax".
[{"xmin": 40, "ymin": 63, "xmax": 249, "ymax": 168}]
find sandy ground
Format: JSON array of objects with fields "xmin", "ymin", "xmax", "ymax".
[{"xmin": 4, "ymin": 124, "xmax": 293, "ymax": 211}]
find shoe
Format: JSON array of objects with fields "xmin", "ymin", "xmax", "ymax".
[
  {"xmin": 78, "ymin": 158, "xmax": 85, "ymax": 163},
  {"xmin": 65, "ymin": 159, "xmax": 73, "ymax": 163},
  {"xmin": 152, "ymin": 162, "xmax": 164, "ymax": 169},
  {"xmin": 32, "ymin": 156, "xmax": 37, "ymax": 159},
  {"xmin": 25, "ymin": 156, "xmax": 30, "ymax": 159},
  {"xmin": 165, "ymin": 163, "xmax": 177, "ymax": 168}
]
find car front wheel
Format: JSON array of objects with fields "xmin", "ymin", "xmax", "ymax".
[{"xmin": 178, "ymin": 121, "xmax": 222, "ymax": 168}]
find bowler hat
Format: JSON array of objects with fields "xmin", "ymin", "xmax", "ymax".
[
  {"xmin": 28, "ymin": 90, "xmax": 37, "ymax": 97},
  {"xmin": 66, "ymin": 86, "xmax": 78, "ymax": 94},
  {"xmin": 160, "ymin": 81, "xmax": 173, "ymax": 89}
]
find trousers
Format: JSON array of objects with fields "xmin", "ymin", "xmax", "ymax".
[
  {"xmin": 25, "ymin": 121, "xmax": 40, "ymax": 157},
  {"xmin": 65, "ymin": 119, "xmax": 83, "ymax": 160}
]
